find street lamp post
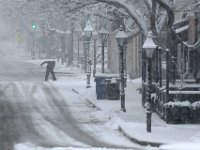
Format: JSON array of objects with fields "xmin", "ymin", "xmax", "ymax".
[
  {"xmin": 142, "ymin": 31, "xmax": 157, "ymax": 133},
  {"xmin": 99, "ymin": 25, "xmax": 110, "ymax": 73},
  {"xmin": 92, "ymin": 30, "xmax": 98, "ymax": 77},
  {"xmin": 74, "ymin": 23, "xmax": 82, "ymax": 67},
  {"xmin": 116, "ymin": 25, "xmax": 128, "ymax": 112},
  {"xmin": 32, "ymin": 31, "xmax": 35, "ymax": 58},
  {"xmin": 82, "ymin": 32, "xmax": 87, "ymax": 73},
  {"xmin": 60, "ymin": 33, "xmax": 66, "ymax": 65},
  {"xmin": 84, "ymin": 20, "xmax": 93, "ymax": 88}
]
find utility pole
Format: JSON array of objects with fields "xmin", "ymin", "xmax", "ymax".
[{"xmin": 42, "ymin": 20, "xmax": 45, "ymax": 56}]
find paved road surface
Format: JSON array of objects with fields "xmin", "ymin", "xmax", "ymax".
[{"xmin": 0, "ymin": 44, "xmax": 143, "ymax": 150}]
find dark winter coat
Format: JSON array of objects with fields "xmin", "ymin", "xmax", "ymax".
[{"xmin": 40, "ymin": 61, "xmax": 55, "ymax": 71}]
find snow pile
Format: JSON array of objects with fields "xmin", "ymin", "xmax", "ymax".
[
  {"xmin": 14, "ymin": 143, "xmax": 132, "ymax": 150},
  {"xmin": 192, "ymin": 101, "xmax": 200, "ymax": 110},
  {"xmin": 105, "ymin": 115, "xmax": 122, "ymax": 130},
  {"xmin": 164, "ymin": 100, "xmax": 200, "ymax": 110},
  {"xmin": 159, "ymin": 142, "xmax": 200, "ymax": 150},
  {"xmin": 191, "ymin": 133, "xmax": 200, "ymax": 142}
]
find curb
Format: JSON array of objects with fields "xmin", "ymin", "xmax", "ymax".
[
  {"xmin": 85, "ymin": 97, "xmax": 163, "ymax": 147},
  {"xmin": 85, "ymin": 98, "xmax": 102, "ymax": 111},
  {"xmin": 55, "ymin": 72, "xmax": 74, "ymax": 77},
  {"xmin": 72, "ymin": 88, "xmax": 80, "ymax": 94},
  {"xmin": 72, "ymin": 88, "xmax": 101, "ymax": 111},
  {"xmin": 118, "ymin": 126, "xmax": 163, "ymax": 147}
]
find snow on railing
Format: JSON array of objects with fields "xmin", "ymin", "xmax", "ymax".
[
  {"xmin": 164, "ymin": 101, "xmax": 191, "ymax": 108},
  {"xmin": 164, "ymin": 100, "xmax": 200, "ymax": 109},
  {"xmin": 192, "ymin": 101, "xmax": 200, "ymax": 110}
]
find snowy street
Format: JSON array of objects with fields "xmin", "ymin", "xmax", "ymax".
[
  {"xmin": 2, "ymin": 1, "xmax": 200, "ymax": 149},
  {"xmin": 0, "ymin": 41, "xmax": 143, "ymax": 150}
]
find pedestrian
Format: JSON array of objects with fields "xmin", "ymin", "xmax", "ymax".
[{"xmin": 40, "ymin": 60, "xmax": 56, "ymax": 81}]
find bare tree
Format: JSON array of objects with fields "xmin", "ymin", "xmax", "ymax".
[{"xmin": 3, "ymin": 0, "xmax": 200, "ymax": 55}]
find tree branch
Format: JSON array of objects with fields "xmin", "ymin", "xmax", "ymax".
[
  {"xmin": 96, "ymin": 0, "xmax": 148, "ymax": 36},
  {"xmin": 142, "ymin": 0, "xmax": 151, "ymax": 12},
  {"xmin": 150, "ymin": 0, "xmax": 157, "ymax": 36},
  {"xmin": 154, "ymin": 0, "xmax": 174, "ymax": 27}
]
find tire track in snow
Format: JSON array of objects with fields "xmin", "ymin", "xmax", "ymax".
[
  {"xmin": 43, "ymin": 85, "xmax": 114, "ymax": 148},
  {"xmin": 44, "ymin": 84, "xmax": 141, "ymax": 150},
  {"xmin": 15, "ymin": 82, "xmax": 89, "ymax": 148},
  {"xmin": 0, "ymin": 83, "xmax": 20, "ymax": 150},
  {"xmin": 14, "ymin": 82, "xmax": 55, "ymax": 147}
]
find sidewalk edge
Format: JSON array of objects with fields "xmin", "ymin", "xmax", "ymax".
[
  {"xmin": 74, "ymin": 88, "xmax": 162, "ymax": 147},
  {"xmin": 118, "ymin": 126, "xmax": 163, "ymax": 147}
]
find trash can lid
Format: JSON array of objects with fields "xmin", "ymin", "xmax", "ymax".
[
  {"xmin": 110, "ymin": 78, "xmax": 117, "ymax": 83},
  {"xmin": 95, "ymin": 73, "xmax": 118, "ymax": 78}
]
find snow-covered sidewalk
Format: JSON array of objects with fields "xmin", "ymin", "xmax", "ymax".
[{"xmin": 75, "ymin": 75, "xmax": 200, "ymax": 146}]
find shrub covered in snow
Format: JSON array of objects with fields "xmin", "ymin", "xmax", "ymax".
[
  {"xmin": 163, "ymin": 100, "xmax": 200, "ymax": 123},
  {"xmin": 192, "ymin": 101, "xmax": 200, "ymax": 110}
]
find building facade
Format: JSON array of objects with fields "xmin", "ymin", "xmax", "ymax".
[{"xmin": 107, "ymin": 29, "xmax": 143, "ymax": 79}]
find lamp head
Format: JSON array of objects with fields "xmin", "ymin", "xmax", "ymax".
[
  {"xmin": 83, "ymin": 20, "xmax": 93, "ymax": 36},
  {"xmin": 116, "ymin": 25, "xmax": 127, "ymax": 47},
  {"xmin": 142, "ymin": 32, "xmax": 157, "ymax": 58},
  {"xmin": 99, "ymin": 24, "xmax": 110, "ymax": 41},
  {"xmin": 75, "ymin": 23, "xmax": 82, "ymax": 33}
]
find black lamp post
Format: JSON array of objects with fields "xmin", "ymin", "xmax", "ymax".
[
  {"xmin": 92, "ymin": 30, "xmax": 98, "ymax": 77},
  {"xmin": 83, "ymin": 20, "xmax": 93, "ymax": 88},
  {"xmin": 99, "ymin": 25, "xmax": 110, "ymax": 73},
  {"xmin": 82, "ymin": 32, "xmax": 87, "ymax": 72},
  {"xmin": 142, "ymin": 32, "xmax": 157, "ymax": 133},
  {"xmin": 74, "ymin": 23, "xmax": 82, "ymax": 67},
  {"xmin": 116, "ymin": 25, "xmax": 128, "ymax": 112}
]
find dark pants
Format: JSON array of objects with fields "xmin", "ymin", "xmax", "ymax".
[{"xmin": 45, "ymin": 70, "xmax": 56, "ymax": 81}]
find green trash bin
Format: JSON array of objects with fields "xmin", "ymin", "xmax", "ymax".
[
  {"xmin": 94, "ymin": 76, "xmax": 108, "ymax": 99},
  {"xmin": 107, "ymin": 78, "xmax": 120, "ymax": 100},
  {"xmin": 94, "ymin": 74, "xmax": 119, "ymax": 100}
]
